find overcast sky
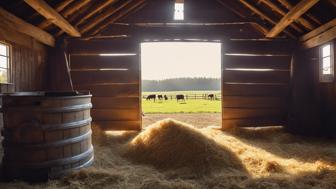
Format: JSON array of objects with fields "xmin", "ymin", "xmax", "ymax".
[{"xmin": 141, "ymin": 42, "xmax": 221, "ymax": 80}]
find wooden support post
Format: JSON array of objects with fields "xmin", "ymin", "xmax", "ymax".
[
  {"xmin": 266, "ymin": 0, "xmax": 320, "ymax": 38},
  {"xmin": 0, "ymin": 8, "xmax": 55, "ymax": 47},
  {"xmin": 24, "ymin": 0, "xmax": 81, "ymax": 37}
]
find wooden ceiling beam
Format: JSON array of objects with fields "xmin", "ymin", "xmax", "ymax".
[
  {"xmin": 80, "ymin": 0, "xmax": 134, "ymax": 34},
  {"xmin": 0, "ymin": 8, "xmax": 55, "ymax": 47},
  {"xmin": 300, "ymin": 18, "xmax": 336, "ymax": 42},
  {"xmin": 259, "ymin": 0, "xmax": 304, "ymax": 33},
  {"xmin": 89, "ymin": 0, "xmax": 147, "ymax": 36},
  {"xmin": 38, "ymin": 0, "xmax": 90, "ymax": 30},
  {"xmin": 56, "ymin": 0, "xmax": 119, "ymax": 37},
  {"xmin": 216, "ymin": 0, "xmax": 268, "ymax": 35},
  {"xmin": 77, "ymin": 0, "xmax": 118, "ymax": 27},
  {"xmin": 277, "ymin": 0, "xmax": 320, "ymax": 29},
  {"xmin": 302, "ymin": 25, "xmax": 336, "ymax": 49},
  {"xmin": 24, "ymin": 0, "xmax": 81, "ymax": 37},
  {"xmin": 266, "ymin": 0, "xmax": 320, "ymax": 38},
  {"xmin": 327, "ymin": 0, "xmax": 336, "ymax": 7},
  {"xmin": 28, "ymin": 0, "xmax": 74, "ymax": 21},
  {"xmin": 239, "ymin": 0, "xmax": 296, "ymax": 38}
]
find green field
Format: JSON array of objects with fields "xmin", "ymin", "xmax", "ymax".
[{"xmin": 142, "ymin": 91, "xmax": 221, "ymax": 113}]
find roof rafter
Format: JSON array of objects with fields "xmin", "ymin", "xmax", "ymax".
[
  {"xmin": 90, "ymin": 0, "xmax": 147, "ymax": 36},
  {"xmin": 24, "ymin": 0, "xmax": 81, "ymax": 37},
  {"xmin": 38, "ymin": 0, "xmax": 90, "ymax": 30},
  {"xmin": 302, "ymin": 24, "xmax": 336, "ymax": 49},
  {"xmin": 80, "ymin": 0, "xmax": 134, "ymax": 34},
  {"xmin": 300, "ymin": 18, "xmax": 336, "ymax": 42},
  {"xmin": 266, "ymin": 0, "xmax": 320, "ymax": 38},
  {"xmin": 216, "ymin": 0, "xmax": 268, "ymax": 35},
  {"xmin": 259, "ymin": 0, "xmax": 304, "ymax": 33},
  {"xmin": 239, "ymin": 0, "xmax": 296, "ymax": 39},
  {"xmin": 0, "ymin": 8, "xmax": 55, "ymax": 46},
  {"xmin": 28, "ymin": 0, "xmax": 74, "ymax": 22},
  {"xmin": 56, "ymin": 0, "xmax": 119, "ymax": 37},
  {"xmin": 277, "ymin": 0, "xmax": 320, "ymax": 29},
  {"xmin": 77, "ymin": 0, "xmax": 119, "ymax": 27}
]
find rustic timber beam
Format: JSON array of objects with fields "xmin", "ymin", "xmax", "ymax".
[
  {"xmin": 56, "ymin": 0, "xmax": 118, "ymax": 37},
  {"xmin": 216, "ymin": 0, "xmax": 247, "ymax": 19},
  {"xmin": 239, "ymin": 0, "xmax": 296, "ymax": 38},
  {"xmin": 300, "ymin": 18, "xmax": 336, "ymax": 41},
  {"xmin": 277, "ymin": 0, "xmax": 320, "ymax": 29},
  {"xmin": 266, "ymin": 0, "xmax": 320, "ymax": 38},
  {"xmin": 89, "ymin": 0, "xmax": 147, "ymax": 36},
  {"xmin": 24, "ymin": 0, "xmax": 81, "ymax": 37},
  {"xmin": 301, "ymin": 20, "xmax": 336, "ymax": 49},
  {"xmin": 80, "ymin": 0, "xmax": 134, "ymax": 34},
  {"xmin": 327, "ymin": 0, "xmax": 336, "ymax": 7},
  {"xmin": 77, "ymin": 0, "xmax": 118, "ymax": 27},
  {"xmin": 0, "ymin": 8, "xmax": 55, "ymax": 47},
  {"xmin": 302, "ymin": 26, "xmax": 336, "ymax": 49},
  {"xmin": 259, "ymin": 0, "xmax": 304, "ymax": 33},
  {"xmin": 38, "ymin": 0, "xmax": 90, "ymax": 30},
  {"xmin": 216, "ymin": 0, "xmax": 268, "ymax": 35},
  {"xmin": 28, "ymin": 0, "xmax": 74, "ymax": 22}
]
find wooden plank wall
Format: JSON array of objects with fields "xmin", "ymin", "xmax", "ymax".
[
  {"xmin": 68, "ymin": 38, "xmax": 141, "ymax": 130},
  {"xmin": 0, "ymin": 25, "xmax": 48, "ymax": 131},
  {"xmin": 0, "ymin": 26, "xmax": 47, "ymax": 92},
  {"xmin": 222, "ymin": 40, "xmax": 293, "ymax": 128},
  {"xmin": 289, "ymin": 39, "xmax": 336, "ymax": 137}
]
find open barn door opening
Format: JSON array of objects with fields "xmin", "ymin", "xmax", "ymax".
[{"xmin": 140, "ymin": 41, "xmax": 222, "ymax": 128}]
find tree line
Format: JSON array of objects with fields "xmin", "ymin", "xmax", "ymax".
[{"xmin": 142, "ymin": 78, "xmax": 221, "ymax": 92}]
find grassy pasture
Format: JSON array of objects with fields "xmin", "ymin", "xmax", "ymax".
[{"xmin": 142, "ymin": 91, "xmax": 221, "ymax": 113}]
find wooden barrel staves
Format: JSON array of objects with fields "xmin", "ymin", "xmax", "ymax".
[{"xmin": 0, "ymin": 91, "xmax": 93, "ymax": 181}]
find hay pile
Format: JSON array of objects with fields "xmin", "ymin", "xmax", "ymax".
[
  {"xmin": 0, "ymin": 118, "xmax": 336, "ymax": 189},
  {"xmin": 124, "ymin": 119, "xmax": 245, "ymax": 174}
]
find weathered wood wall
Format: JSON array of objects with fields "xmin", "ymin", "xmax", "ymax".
[
  {"xmin": 68, "ymin": 38, "xmax": 141, "ymax": 131},
  {"xmin": 222, "ymin": 40, "xmax": 294, "ymax": 129},
  {"xmin": 0, "ymin": 25, "xmax": 48, "ymax": 92},
  {"xmin": 289, "ymin": 39, "xmax": 336, "ymax": 137}
]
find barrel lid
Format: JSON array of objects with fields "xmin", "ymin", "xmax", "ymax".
[{"xmin": 1, "ymin": 91, "xmax": 92, "ymax": 98}]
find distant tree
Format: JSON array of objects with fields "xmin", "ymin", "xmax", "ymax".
[{"xmin": 142, "ymin": 77, "xmax": 221, "ymax": 92}]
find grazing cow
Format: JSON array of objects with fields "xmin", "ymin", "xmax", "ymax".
[
  {"xmin": 164, "ymin": 95, "xmax": 168, "ymax": 100},
  {"xmin": 146, "ymin": 94, "xmax": 156, "ymax": 102},
  {"xmin": 208, "ymin": 94, "xmax": 214, "ymax": 100},
  {"xmin": 158, "ymin": 95, "xmax": 163, "ymax": 101},
  {"xmin": 176, "ymin": 94, "xmax": 185, "ymax": 102}
]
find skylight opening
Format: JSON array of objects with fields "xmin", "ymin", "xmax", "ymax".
[{"xmin": 174, "ymin": 2, "xmax": 184, "ymax": 20}]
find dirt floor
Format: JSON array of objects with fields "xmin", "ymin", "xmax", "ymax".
[
  {"xmin": 142, "ymin": 113, "xmax": 222, "ymax": 128},
  {"xmin": 0, "ymin": 117, "xmax": 336, "ymax": 189}
]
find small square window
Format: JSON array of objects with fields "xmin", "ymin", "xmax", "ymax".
[
  {"xmin": 319, "ymin": 43, "xmax": 334, "ymax": 83},
  {"xmin": 0, "ymin": 42, "xmax": 10, "ymax": 83},
  {"xmin": 174, "ymin": 2, "xmax": 184, "ymax": 20}
]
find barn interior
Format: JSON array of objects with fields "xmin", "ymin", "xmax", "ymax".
[{"xmin": 0, "ymin": 0, "xmax": 335, "ymax": 188}]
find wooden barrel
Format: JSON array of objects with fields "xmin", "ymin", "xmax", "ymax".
[{"xmin": 1, "ymin": 91, "xmax": 93, "ymax": 181}]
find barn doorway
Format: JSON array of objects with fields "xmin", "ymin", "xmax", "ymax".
[{"xmin": 140, "ymin": 41, "xmax": 222, "ymax": 128}]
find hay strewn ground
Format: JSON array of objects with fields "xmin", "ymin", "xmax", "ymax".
[
  {"xmin": 142, "ymin": 113, "xmax": 221, "ymax": 128},
  {"xmin": 1, "ymin": 118, "xmax": 336, "ymax": 189}
]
